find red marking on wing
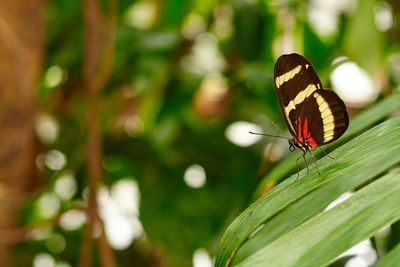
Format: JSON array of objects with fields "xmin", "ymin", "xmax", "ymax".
[
  {"xmin": 307, "ymin": 136, "xmax": 318, "ymax": 147},
  {"xmin": 297, "ymin": 119, "xmax": 303, "ymax": 142},
  {"xmin": 302, "ymin": 118, "xmax": 318, "ymax": 147},
  {"xmin": 302, "ymin": 118, "xmax": 309, "ymax": 140}
]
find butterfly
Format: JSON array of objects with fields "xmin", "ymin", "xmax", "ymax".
[{"xmin": 252, "ymin": 53, "xmax": 349, "ymax": 174}]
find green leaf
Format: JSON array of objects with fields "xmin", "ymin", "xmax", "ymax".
[
  {"xmin": 343, "ymin": 0, "xmax": 384, "ymax": 71},
  {"xmin": 215, "ymin": 116, "xmax": 400, "ymax": 267},
  {"xmin": 237, "ymin": 169, "xmax": 400, "ymax": 267},
  {"xmin": 234, "ymin": 163, "xmax": 378, "ymax": 263},
  {"xmin": 374, "ymin": 242, "xmax": 400, "ymax": 267},
  {"xmin": 254, "ymin": 92, "xmax": 400, "ymax": 197}
]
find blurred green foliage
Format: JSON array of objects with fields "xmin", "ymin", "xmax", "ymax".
[{"xmin": 18, "ymin": 0, "xmax": 400, "ymax": 266}]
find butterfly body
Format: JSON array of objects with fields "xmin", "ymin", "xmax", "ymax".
[{"xmin": 274, "ymin": 53, "xmax": 349, "ymax": 162}]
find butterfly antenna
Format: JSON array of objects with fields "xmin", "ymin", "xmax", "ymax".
[
  {"xmin": 249, "ymin": 131, "xmax": 290, "ymax": 140},
  {"xmin": 269, "ymin": 120, "xmax": 290, "ymax": 137}
]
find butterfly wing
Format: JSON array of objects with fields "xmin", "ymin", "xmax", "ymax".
[
  {"xmin": 298, "ymin": 89, "xmax": 349, "ymax": 146},
  {"xmin": 274, "ymin": 53, "xmax": 323, "ymax": 136},
  {"xmin": 274, "ymin": 53, "xmax": 349, "ymax": 147}
]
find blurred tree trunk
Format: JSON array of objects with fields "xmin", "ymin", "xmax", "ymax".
[{"xmin": 0, "ymin": 1, "xmax": 43, "ymax": 266}]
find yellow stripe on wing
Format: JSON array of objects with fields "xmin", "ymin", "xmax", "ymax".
[
  {"xmin": 275, "ymin": 65, "xmax": 302, "ymax": 88},
  {"xmin": 284, "ymin": 84, "xmax": 317, "ymax": 115},
  {"xmin": 314, "ymin": 92, "xmax": 334, "ymax": 142}
]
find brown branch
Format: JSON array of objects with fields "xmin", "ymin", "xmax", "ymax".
[
  {"xmin": 98, "ymin": 225, "xmax": 117, "ymax": 267},
  {"xmin": 79, "ymin": 0, "xmax": 118, "ymax": 267}
]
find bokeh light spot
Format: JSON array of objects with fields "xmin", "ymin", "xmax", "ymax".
[
  {"xmin": 111, "ymin": 179, "xmax": 140, "ymax": 215},
  {"xmin": 194, "ymin": 73, "xmax": 229, "ymax": 119},
  {"xmin": 263, "ymin": 143, "xmax": 284, "ymax": 162},
  {"xmin": 184, "ymin": 164, "xmax": 206, "ymax": 188},
  {"xmin": 182, "ymin": 13, "xmax": 206, "ymax": 40},
  {"xmin": 123, "ymin": 1, "xmax": 157, "ymax": 30},
  {"xmin": 193, "ymin": 248, "xmax": 213, "ymax": 267},
  {"xmin": 35, "ymin": 113, "xmax": 59, "ymax": 144},
  {"xmin": 330, "ymin": 59, "xmax": 378, "ymax": 107},
  {"xmin": 308, "ymin": 4, "xmax": 338, "ymax": 37},
  {"xmin": 124, "ymin": 116, "xmax": 145, "ymax": 137},
  {"xmin": 200, "ymin": 74, "xmax": 228, "ymax": 101},
  {"xmin": 45, "ymin": 150, "xmax": 67, "ymax": 171},
  {"xmin": 44, "ymin": 65, "xmax": 67, "ymax": 88},
  {"xmin": 33, "ymin": 253, "xmax": 55, "ymax": 267},
  {"xmin": 28, "ymin": 228, "xmax": 51, "ymax": 241},
  {"xmin": 37, "ymin": 192, "xmax": 61, "ymax": 219},
  {"xmin": 181, "ymin": 33, "xmax": 226, "ymax": 75},
  {"xmin": 98, "ymin": 181, "xmax": 144, "ymax": 250},
  {"xmin": 308, "ymin": 0, "xmax": 357, "ymax": 38},
  {"xmin": 211, "ymin": 5, "xmax": 233, "ymax": 40},
  {"xmin": 54, "ymin": 171, "xmax": 77, "ymax": 201},
  {"xmin": 225, "ymin": 121, "xmax": 262, "ymax": 147},
  {"xmin": 374, "ymin": 2, "xmax": 393, "ymax": 32},
  {"xmin": 104, "ymin": 215, "xmax": 143, "ymax": 250},
  {"xmin": 59, "ymin": 209, "xmax": 87, "ymax": 231}
]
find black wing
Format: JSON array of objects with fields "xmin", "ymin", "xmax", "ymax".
[
  {"xmin": 298, "ymin": 89, "xmax": 349, "ymax": 146},
  {"xmin": 274, "ymin": 53, "xmax": 323, "ymax": 136},
  {"xmin": 274, "ymin": 53, "xmax": 349, "ymax": 146}
]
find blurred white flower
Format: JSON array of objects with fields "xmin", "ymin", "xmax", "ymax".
[
  {"xmin": 308, "ymin": 0, "xmax": 357, "ymax": 38},
  {"xmin": 193, "ymin": 248, "xmax": 213, "ymax": 267},
  {"xmin": 330, "ymin": 59, "xmax": 378, "ymax": 107},
  {"xmin": 225, "ymin": 121, "xmax": 263, "ymax": 147},
  {"xmin": 54, "ymin": 171, "xmax": 77, "ymax": 200},
  {"xmin": 184, "ymin": 164, "xmax": 206, "ymax": 188},
  {"xmin": 35, "ymin": 113, "xmax": 59, "ymax": 144},
  {"xmin": 59, "ymin": 209, "xmax": 87, "ymax": 231},
  {"xmin": 45, "ymin": 150, "xmax": 67, "ymax": 171},
  {"xmin": 97, "ymin": 179, "xmax": 144, "ymax": 250},
  {"xmin": 123, "ymin": 1, "xmax": 157, "ymax": 30},
  {"xmin": 181, "ymin": 33, "xmax": 226, "ymax": 75}
]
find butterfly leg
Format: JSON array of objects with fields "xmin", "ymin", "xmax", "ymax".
[
  {"xmin": 303, "ymin": 152, "xmax": 309, "ymax": 174},
  {"xmin": 294, "ymin": 155, "xmax": 303, "ymax": 180},
  {"xmin": 309, "ymin": 150, "xmax": 321, "ymax": 175},
  {"xmin": 294, "ymin": 152, "xmax": 309, "ymax": 181},
  {"xmin": 294, "ymin": 152, "xmax": 309, "ymax": 178}
]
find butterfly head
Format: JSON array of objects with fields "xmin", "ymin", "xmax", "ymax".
[{"xmin": 288, "ymin": 138, "xmax": 311, "ymax": 153}]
